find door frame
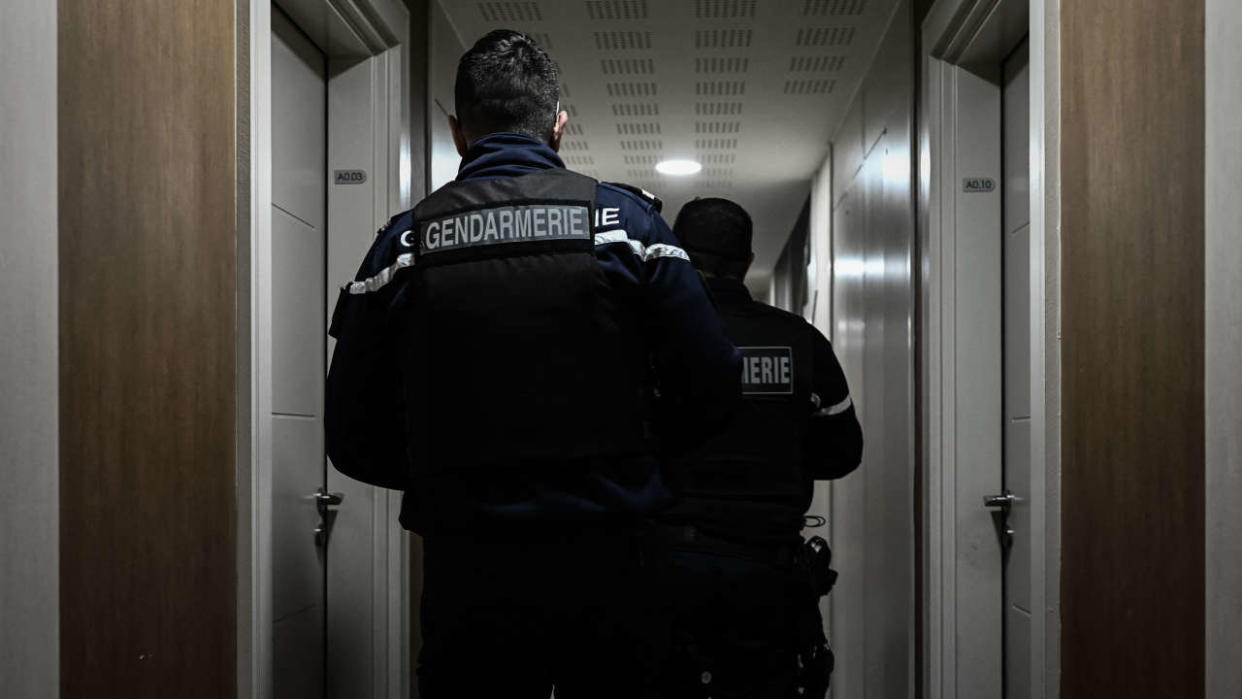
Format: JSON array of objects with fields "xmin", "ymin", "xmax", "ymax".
[
  {"xmin": 239, "ymin": 1, "xmax": 413, "ymax": 697},
  {"xmin": 919, "ymin": 0, "xmax": 1061, "ymax": 697}
]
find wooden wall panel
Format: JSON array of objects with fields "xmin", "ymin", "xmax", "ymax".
[
  {"xmin": 1060, "ymin": 1, "xmax": 1204, "ymax": 696},
  {"xmin": 58, "ymin": 1, "xmax": 238, "ymax": 696}
]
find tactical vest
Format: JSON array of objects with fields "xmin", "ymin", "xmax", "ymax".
[
  {"xmin": 400, "ymin": 169, "xmax": 653, "ymax": 476},
  {"xmin": 666, "ymin": 300, "xmax": 816, "ymax": 539}
]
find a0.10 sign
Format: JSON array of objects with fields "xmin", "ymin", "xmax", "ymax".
[{"xmin": 962, "ymin": 177, "xmax": 996, "ymax": 193}]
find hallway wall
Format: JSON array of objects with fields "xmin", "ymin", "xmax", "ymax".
[
  {"xmin": 1060, "ymin": 0, "xmax": 1205, "ymax": 695},
  {"xmin": 1205, "ymin": 0, "xmax": 1242, "ymax": 695},
  {"xmin": 428, "ymin": 1, "xmax": 465, "ymax": 192},
  {"xmin": 824, "ymin": 2, "xmax": 917, "ymax": 697},
  {"xmin": 0, "ymin": 0, "xmax": 59, "ymax": 696},
  {"xmin": 58, "ymin": 2, "xmax": 240, "ymax": 696}
]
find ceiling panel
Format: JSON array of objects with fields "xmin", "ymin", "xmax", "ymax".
[{"xmin": 438, "ymin": 0, "xmax": 899, "ymax": 289}]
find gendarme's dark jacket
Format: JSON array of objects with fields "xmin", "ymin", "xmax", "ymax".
[
  {"xmin": 325, "ymin": 133, "xmax": 741, "ymax": 535},
  {"xmin": 661, "ymin": 277, "xmax": 863, "ymax": 542}
]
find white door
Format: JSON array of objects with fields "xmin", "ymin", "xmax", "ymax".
[
  {"xmin": 1001, "ymin": 37, "xmax": 1032, "ymax": 699},
  {"xmin": 947, "ymin": 36, "xmax": 1033, "ymax": 699},
  {"xmin": 271, "ymin": 8, "xmax": 329, "ymax": 698}
]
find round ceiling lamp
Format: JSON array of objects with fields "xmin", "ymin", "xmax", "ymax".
[{"xmin": 655, "ymin": 159, "xmax": 703, "ymax": 176}]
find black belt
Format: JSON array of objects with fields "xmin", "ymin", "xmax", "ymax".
[{"xmin": 653, "ymin": 524, "xmax": 799, "ymax": 567}]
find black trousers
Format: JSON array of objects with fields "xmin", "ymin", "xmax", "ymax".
[
  {"xmin": 656, "ymin": 550, "xmax": 803, "ymax": 699},
  {"xmin": 417, "ymin": 527, "xmax": 665, "ymax": 699}
]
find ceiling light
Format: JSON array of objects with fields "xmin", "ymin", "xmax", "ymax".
[{"xmin": 655, "ymin": 159, "xmax": 702, "ymax": 176}]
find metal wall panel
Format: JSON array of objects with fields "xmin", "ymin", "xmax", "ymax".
[
  {"xmin": 827, "ymin": 2, "xmax": 916, "ymax": 697},
  {"xmin": 1205, "ymin": 1, "xmax": 1242, "ymax": 696},
  {"xmin": 0, "ymin": 0, "xmax": 59, "ymax": 695}
]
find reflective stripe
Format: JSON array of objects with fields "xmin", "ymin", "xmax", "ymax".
[
  {"xmin": 345, "ymin": 252, "xmax": 415, "ymax": 295},
  {"xmin": 814, "ymin": 395, "xmax": 853, "ymax": 417},
  {"xmin": 645, "ymin": 243, "xmax": 689, "ymax": 261},
  {"xmin": 595, "ymin": 230, "xmax": 689, "ymax": 262}
]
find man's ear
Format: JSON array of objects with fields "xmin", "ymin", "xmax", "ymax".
[
  {"xmin": 449, "ymin": 115, "xmax": 469, "ymax": 157},
  {"xmin": 549, "ymin": 110, "xmax": 569, "ymax": 153}
]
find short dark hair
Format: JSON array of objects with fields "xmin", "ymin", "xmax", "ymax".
[
  {"xmin": 455, "ymin": 30, "xmax": 560, "ymax": 143},
  {"xmin": 673, "ymin": 198, "xmax": 754, "ymax": 280}
]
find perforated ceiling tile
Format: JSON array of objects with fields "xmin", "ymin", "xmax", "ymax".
[
  {"xmin": 695, "ymin": 101, "xmax": 744, "ymax": 116},
  {"xmin": 585, "ymin": 0, "xmax": 649, "ymax": 20},
  {"xmin": 478, "ymin": 1, "xmax": 543, "ymax": 22},
  {"xmin": 616, "ymin": 122, "xmax": 662, "ymax": 135},
  {"xmin": 612, "ymin": 102, "xmax": 660, "ymax": 116},
  {"xmin": 695, "ymin": 57, "xmax": 750, "ymax": 74},
  {"xmin": 783, "ymin": 78, "xmax": 836, "ymax": 95},
  {"xmin": 789, "ymin": 55, "xmax": 846, "ymax": 72},
  {"xmin": 696, "ymin": 0, "xmax": 757, "ymax": 19},
  {"xmin": 695, "ymin": 137, "xmax": 739, "ymax": 150},
  {"xmin": 698, "ymin": 153, "xmax": 737, "ymax": 164},
  {"xmin": 606, "ymin": 81, "xmax": 658, "ymax": 97},
  {"xmin": 622, "ymin": 154, "xmax": 658, "ymax": 165},
  {"xmin": 795, "ymin": 26, "xmax": 856, "ymax": 47},
  {"xmin": 564, "ymin": 122, "xmax": 585, "ymax": 135},
  {"xmin": 802, "ymin": 0, "xmax": 866, "ymax": 16},
  {"xmin": 694, "ymin": 29, "xmax": 753, "ymax": 49},
  {"xmin": 695, "ymin": 120, "xmax": 742, "ymax": 134},
  {"xmin": 561, "ymin": 139, "xmax": 590, "ymax": 151},
  {"xmin": 619, "ymin": 139, "xmax": 663, "ymax": 151},
  {"xmin": 601, "ymin": 58, "xmax": 656, "ymax": 75},
  {"xmin": 695, "ymin": 80, "xmax": 746, "ymax": 96},
  {"xmin": 593, "ymin": 30, "xmax": 652, "ymax": 50},
  {"xmin": 563, "ymin": 154, "xmax": 595, "ymax": 166}
]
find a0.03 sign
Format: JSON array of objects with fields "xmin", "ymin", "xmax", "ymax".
[{"xmin": 335, "ymin": 169, "xmax": 367, "ymax": 185}]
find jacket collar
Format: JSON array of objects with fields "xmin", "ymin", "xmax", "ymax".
[
  {"xmin": 705, "ymin": 276, "xmax": 753, "ymax": 305},
  {"xmin": 456, "ymin": 133, "xmax": 565, "ymax": 181}
]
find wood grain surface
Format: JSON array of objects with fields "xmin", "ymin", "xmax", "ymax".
[
  {"xmin": 59, "ymin": 1, "xmax": 239, "ymax": 695},
  {"xmin": 1060, "ymin": 0, "xmax": 1205, "ymax": 695}
]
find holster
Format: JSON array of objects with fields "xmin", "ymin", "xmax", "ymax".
[{"xmin": 791, "ymin": 536, "xmax": 837, "ymax": 699}]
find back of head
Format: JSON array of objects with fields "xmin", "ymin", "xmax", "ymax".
[
  {"xmin": 673, "ymin": 197, "xmax": 754, "ymax": 281},
  {"xmin": 455, "ymin": 30, "xmax": 560, "ymax": 144}
]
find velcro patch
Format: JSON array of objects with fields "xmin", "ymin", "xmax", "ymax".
[
  {"xmin": 419, "ymin": 203, "xmax": 591, "ymax": 254},
  {"xmin": 739, "ymin": 346, "xmax": 794, "ymax": 395}
]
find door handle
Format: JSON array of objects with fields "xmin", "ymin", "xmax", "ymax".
[
  {"xmin": 315, "ymin": 489, "xmax": 344, "ymax": 511},
  {"xmin": 982, "ymin": 491, "xmax": 1019, "ymax": 508},
  {"xmin": 983, "ymin": 490, "xmax": 1019, "ymax": 551},
  {"xmin": 313, "ymin": 487, "xmax": 344, "ymax": 547}
]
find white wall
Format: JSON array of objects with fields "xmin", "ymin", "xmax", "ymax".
[
  {"xmin": 824, "ymin": 2, "xmax": 916, "ymax": 697},
  {"xmin": 428, "ymin": 1, "xmax": 465, "ymax": 191},
  {"xmin": 0, "ymin": 0, "xmax": 59, "ymax": 695},
  {"xmin": 1205, "ymin": 1, "xmax": 1242, "ymax": 696}
]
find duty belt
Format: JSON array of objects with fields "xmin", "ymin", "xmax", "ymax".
[{"xmin": 654, "ymin": 524, "xmax": 799, "ymax": 567}]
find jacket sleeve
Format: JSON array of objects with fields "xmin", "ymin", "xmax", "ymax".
[
  {"xmin": 805, "ymin": 327, "xmax": 864, "ymax": 480},
  {"xmin": 641, "ymin": 211, "xmax": 742, "ymax": 453},
  {"xmin": 324, "ymin": 226, "xmax": 411, "ymax": 490}
]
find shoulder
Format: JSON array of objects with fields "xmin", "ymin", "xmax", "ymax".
[
  {"xmin": 355, "ymin": 209, "xmax": 417, "ymax": 277},
  {"xmin": 598, "ymin": 181, "xmax": 663, "ymax": 213},
  {"xmin": 596, "ymin": 181, "xmax": 663, "ymax": 218},
  {"xmin": 379, "ymin": 208, "xmax": 419, "ymax": 251},
  {"xmin": 594, "ymin": 182, "xmax": 675, "ymax": 248}
]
